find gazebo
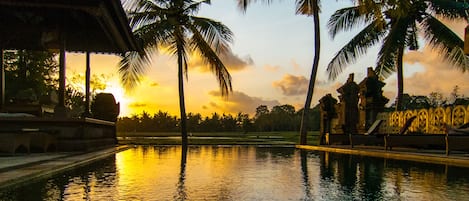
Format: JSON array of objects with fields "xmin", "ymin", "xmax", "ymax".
[{"xmin": 0, "ymin": 0, "xmax": 140, "ymax": 152}]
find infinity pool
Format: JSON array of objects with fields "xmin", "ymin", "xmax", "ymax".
[{"xmin": 1, "ymin": 146, "xmax": 469, "ymax": 200}]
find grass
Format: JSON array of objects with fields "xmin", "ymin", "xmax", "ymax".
[{"xmin": 117, "ymin": 131, "xmax": 320, "ymax": 146}]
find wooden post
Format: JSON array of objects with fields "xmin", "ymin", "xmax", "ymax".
[
  {"xmin": 84, "ymin": 52, "xmax": 91, "ymax": 117},
  {"xmin": 55, "ymin": 36, "xmax": 67, "ymax": 117},
  {"xmin": 465, "ymin": 25, "xmax": 469, "ymax": 55},
  {"xmin": 0, "ymin": 49, "xmax": 4, "ymax": 111}
]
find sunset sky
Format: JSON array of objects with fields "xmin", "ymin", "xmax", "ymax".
[{"xmin": 65, "ymin": 1, "xmax": 469, "ymax": 117}]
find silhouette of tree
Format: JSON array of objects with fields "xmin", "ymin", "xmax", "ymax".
[{"xmin": 119, "ymin": 0, "xmax": 234, "ymax": 147}]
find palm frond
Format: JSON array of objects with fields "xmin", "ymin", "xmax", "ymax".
[
  {"xmin": 327, "ymin": 19, "xmax": 387, "ymax": 80},
  {"xmin": 429, "ymin": 0, "xmax": 469, "ymax": 20},
  {"xmin": 295, "ymin": 0, "xmax": 320, "ymax": 16},
  {"xmin": 327, "ymin": 6, "xmax": 378, "ymax": 39},
  {"xmin": 446, "ymin": 48, "xmax": 469, "ymax": 72},
  {"xmin": 133, "ymin": 20, "xmax": 174, "ymax": 49},
  {"xmin": 406, "ymin": 22, "xmax": 419, "ymax": 50},
  {"xmin": 185, "ymin": 0, "xmax": 211, "ymax": 14},
  {"xmin": 421, "ymin": 15, "xmax": 469, "ymax": 72},
  {"xmin": 128, "ymin": 10, "xmax": 163, "ymax": 30},
  {"xmin": 191, "ymin": 17, "xmax": 234, "ymax": 54},
  {"xmin": 356, "ymin": 0, "xmax": 385, "ymax": 20},
  {"xmin": 375, "ymin": 17, "xmax": 409, "ymax": 78},
  {"xmin": 236, "ymin": 0, "xmax": 273, "ymax": 12},
  {"xmin": 188, "ymin": 25, "xmax": 232, "ymax": 96},
  {"xmin": 119, "ymin": 50, "xmax": 152, "ymax": 90}
]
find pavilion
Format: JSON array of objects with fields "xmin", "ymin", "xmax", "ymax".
[{"xmin": 0, "ymin": 0, "xmax": 141, "ymax": 152}]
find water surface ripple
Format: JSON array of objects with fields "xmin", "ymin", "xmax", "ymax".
[{"xmin": 1, "ymin": 146, "xmax": 469, "ymax": 201}]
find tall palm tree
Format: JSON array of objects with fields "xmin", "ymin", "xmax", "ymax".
[
  {"xmin": 120, "ymin": 0, "xmax": 234, "ymax": 148},
  {"xmin": 327, "ymin": 0, "xmax": 469, "ymax": 110},
  {"xmin": 237, "ymin": 0, "xmax": 321, "ymax": 145}
]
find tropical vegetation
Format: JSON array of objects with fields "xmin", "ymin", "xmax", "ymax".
[
  {"xmin": 117, "ymin": 104, "xmax": 320, "ymax": 133},
  {"xmin": 120, "ymin": 0, "xmax": 234, "ymax": 148},
  {"xmin": 326, "ymin": 0, "xmax": 469, "ymax": 110}
]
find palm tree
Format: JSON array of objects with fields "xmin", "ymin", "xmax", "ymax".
[
  {"xmin": 120, "ymin": 0, "xmax": 234, "ymax": 148},
  {"xmin": 327, "ymin": 0, "xmax": 469, "ymax": 110},
  {"xmin": 237, "ymin": 0, "xmax": 321, "ymax": 145}
]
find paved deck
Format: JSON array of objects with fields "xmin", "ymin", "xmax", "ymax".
[
  {"xmin": 0, "ymin": 146, "xmax": 129, "ymax": 190},
  {"xmin": 297, "ymin": 145, "xmax": 469, "ymax": 168}
]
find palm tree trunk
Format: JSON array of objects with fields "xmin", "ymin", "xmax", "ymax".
[
  {"xmin": 300, "ymin": 2, "xmax": 321, "ymax": 145},
  {"xmin": 396, "ymin": 46, "xmax": 404, "ymax": 111},
  {"xmin": 177, "ymin": 47, "xmax": 188, "ymax": 148}
]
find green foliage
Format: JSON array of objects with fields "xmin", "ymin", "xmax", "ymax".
[{"xmin": 3, "ymin": 50, "xmax": 58, "ymax": 102}]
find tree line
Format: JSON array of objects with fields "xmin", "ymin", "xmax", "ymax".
[{"xmin": 117, "ymin": 104, "xmax": 320, "ymax": 133}]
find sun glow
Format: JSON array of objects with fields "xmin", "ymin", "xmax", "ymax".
[{"xmin": 102, "ymin": 82, "xmax": 134, "ymax": 117}]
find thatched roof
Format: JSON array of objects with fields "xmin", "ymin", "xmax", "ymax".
[{"xmin": 0, "ymin": 0, "xmax": 141, "ymax": 53}]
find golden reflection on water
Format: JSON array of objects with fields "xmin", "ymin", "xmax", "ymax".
[
  {"xmin": 3, "ymin": 146, "xmax": 469, "ymax": 200},
  {"xmin": 114, "ymin": 146, "xmax": 307, "ymax": 200}
]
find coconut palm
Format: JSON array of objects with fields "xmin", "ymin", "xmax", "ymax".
[
  {"xmin": 119, "ymin": 0, "xmax": 234, "ymax": 148},
  {"xmin": 327, "ymin": 0, "xmax": 469, "ymax": 110},
  {"xmin": 237, "ymin": 0, "xmax": 321, "ymax": 145}
]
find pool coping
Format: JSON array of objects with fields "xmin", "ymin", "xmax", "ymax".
[
  {"xmin": 296, "ymin": 145, "xmax": 469, "ymax": 168},
  {"xmin": 0, "ymin": 145, "xmax": 129, "ymax": 190}
]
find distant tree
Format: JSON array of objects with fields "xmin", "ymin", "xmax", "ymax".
[
  {"xmin": 254, "ymin": 105, "xmax": 272, "ymax": 131},
  {"xmin": 428, "ymin": 92, "xmax": 447, "ymax": 107},
  {"xmin": 450, "ymin": 85, "xmax": 463, "ymax": 103},
  {"xmin": 271, "ymin": 104, "xmax": 296, "ymax": 131},
  {"xmin": 187, "ymin": 112, "xmax": 202, "ymax": 132},
  {"xmin": 221, "ymin": 114, "xmax": 238, "ymax": 131},
  {"xmin": 296, "ymin": 105, "xmax": 320, "ymax": 132},
  {"xmin": 400, "ymin": 94, "xmax": 431, "ymax": 110},
  {"xmin": 236, "ymin": 112, "xmax": 253, "ymax": 133},
  {"xmin": 153, "ymin": 110, "xmax": 178, "ymax": 132}
]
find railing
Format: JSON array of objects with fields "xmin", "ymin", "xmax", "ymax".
[{"xmin": 376, "ymin": 105, "xmax": 469, "ymax": 134}]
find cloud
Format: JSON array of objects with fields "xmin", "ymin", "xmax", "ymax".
[
  {"xmin": 263, "ymin": 64, "xmax": 280, "ymax": 72},
  {"xmin": 272, "ymin": 74, "xmax": 309, "ymax": 96},
  {"xmin": 290, "ymin": 59, "xmax": 302, "ymax": 72},
  {"xmin": 207, "ymin": 90, "xmax": 280, "ymax": 115},
  {"xmin": 189, "ymin": 50, "xmax": 253, "ymax": 72},
  {"xmin": 129, "ymin": 102, "xmax": 148, "ymax": 108},
  {"xmin": 392, "ymin": 46, "xmax": 469, "ymax": 99}
]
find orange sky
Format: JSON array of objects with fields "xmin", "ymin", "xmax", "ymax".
[{"xmin": 66, "ymin": 1, "xmax": 469, "ymax": 117}]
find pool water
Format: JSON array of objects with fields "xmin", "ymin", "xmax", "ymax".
[{"xmin": 1, "ymin": 146, "xmax": 469, "ymax": 200}]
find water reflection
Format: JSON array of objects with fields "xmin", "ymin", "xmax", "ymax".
[
  {"xmin": 300, "ymin": 150, "xmax": 312, "ymax": 200},
  {"xmin": 175, "ymin": 146, "xmax": 187, "ymax": 200},
  {"xmin": 1, "ymin": 146, "xmax": 469, "ymax": 200}
]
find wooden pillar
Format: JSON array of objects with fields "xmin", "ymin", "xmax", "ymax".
[
  {"xmin": 465, "ymin": 25, "xmax": 469, "ymax": 55},
  {"xmin": 55, "ymin": 38, "xmax": 67, "ymax": 117},
  {"xmin": 0, "ymin": 49, "xmax": 4, "ymax": 111},
  {"xmin": 84, "ymin": 52, "xmax": 91, "ymax": 117}
]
